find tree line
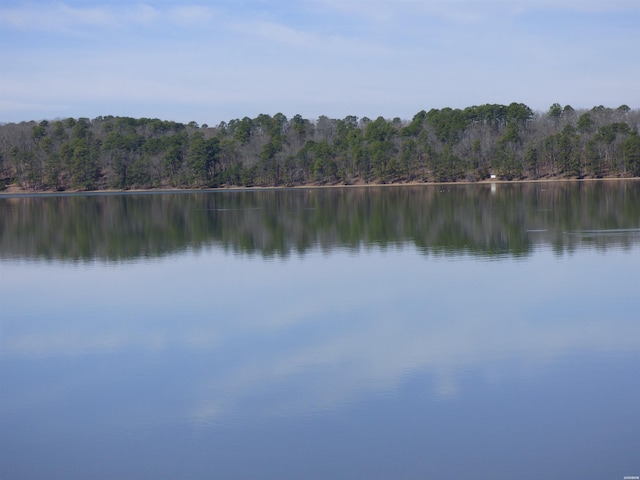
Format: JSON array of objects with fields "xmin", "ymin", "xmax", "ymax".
[{"xmin": 1, "ymin": 103, "xmax": 639, "ymax": 191}]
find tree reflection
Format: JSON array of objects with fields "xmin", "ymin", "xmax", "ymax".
[{"xmin": 1, "ymin": 182, "xmax": 639, "ymax": 261}]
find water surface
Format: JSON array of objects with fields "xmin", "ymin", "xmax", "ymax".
[{"xmin": 1, "ymin": 182, "xmax": 639, "ymax": 479}]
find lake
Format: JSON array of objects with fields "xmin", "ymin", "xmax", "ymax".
[{"xmin": 1, "ymin": 181, "xmax": 639, "ymax": 479}]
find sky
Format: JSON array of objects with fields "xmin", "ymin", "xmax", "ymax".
[{"xmin": 1, "ymin": 0, "xmax": 639, "ymax": 125}]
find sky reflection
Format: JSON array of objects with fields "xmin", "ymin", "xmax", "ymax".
[{"xmin": 2, "ymin": 245, "xmax": 639, "ymax": 429}]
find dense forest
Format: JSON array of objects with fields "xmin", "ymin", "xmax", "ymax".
[{"xmin": 1, "ymin": 103, "xmax": 639, "ymax": 191}]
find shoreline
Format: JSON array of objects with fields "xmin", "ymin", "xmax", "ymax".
[{"xmin": 1, "ymin": 176, "xmax": 639, "ymax": 197}]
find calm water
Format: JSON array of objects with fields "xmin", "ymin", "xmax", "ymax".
[{"xmin": 1, "ymin": 182, "xmax": 639, "ymax": 479}]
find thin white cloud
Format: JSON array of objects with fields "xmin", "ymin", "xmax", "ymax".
[
  {"xmin": 0, "ymin": 0, "xmax": 638, "ymax": 123},
  {"xmin": 230, "ymin": 19, "xmax": 394, "ymax": 58},
  {"xmin": 168, "ymin": 5, "xmax": 214, "ymax": 26},
  {"xmin": 1, "ymin": 3, "xmax": 121, "ymax": 32},
  {"xmin": 232, "ymin": 20, "xmax": 317, "ymax": 48},
  {"xmin": 123, "ymin": 3, "xmax": 159, "ymax": 25},
  {"xmin": 0, "ymin": 2, "xmax": 217, "ymax": 33},
  {"xmin": 313, "ymin": 0, "xmax": 640, "ymax": 24},
  {"xmin": 509, "ymin": 0, "xmax": 640, "ymax": 13}
]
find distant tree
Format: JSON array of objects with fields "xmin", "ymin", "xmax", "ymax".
[
  {"xmin": 233, "ymin": 117, "xmax": 253, "ymax": 145},
  {"xmin": 72, "ymin": 118, "xmax": 91, "ymax": 140},
  {"xmin": 548, "ymin": 103, "xmax": 563, "ymax": 119},
  {"xmin": 44, "ymin": 152, "xmax": 62, "ymax": 190},
  {"xmin": 290, "ymin": 114, "xmax": 312, "ymax": 143},
  {"xmin": 584, "ymin": 139, "xmax": 603, "ymax": 177},
  {"xmin": 401, "ymin": 110, "xmax": 426, "ymax": 137},
  {"xmin": 557, "ymin": 125, "xmax": 581, "ymax": 177},
  {"xmin": 70, "ymin": 139, "xmax": 97, "ymax": 189},
  {"xmin": 577, "ymin": 113, "xmax": 594, "ymax": 134},
  {"xmin": 507, "ymin": 102, "xmax": 534, "ymax": 124},
  {"xmin": 525, "ymin": 142, "xmax": 539, "ymax": 178},
  {"xmin": 186, "ymin": 132, "xmax": 208, "ymax": 186},
  {"xmin": 163, "ymin": 134, "xmax": 186, "ymax": 186},
  {"xmin": 1, "ymin": 105, "xmax": 639, "ymax": 191},
  {"xmin": 128, "ymin": 156, "xmax": 152, "ymax": 187},
  {"xmin": 621, "ymin": 132, "xmax": 640, "ymax": 175}
]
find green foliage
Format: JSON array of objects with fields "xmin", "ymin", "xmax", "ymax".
[
  {"xmin": 1, "ymin": 104, "xmax": 638, "ymax": 191},
  {"xmin": 433, "ymin": 145, "xmax": 463, "ymax": 181},
  {"xmin": 621, "ymin": 133, "xmax": 640, "ymax": 176},
  {"xmin": 401, "ymin": 110, "xmax": 426, "ymax": 137},
  {"xmin": 557, "ymin": 125, "xmax": 580, "ymax": 176},
  {"xmin": 506, "ymin": 102, "xmax": 534, "ymax": 124},
  {"xmin": 291, "ymin": 114, "xmax": 312, "ymax": 141},
  {"xmin": 364, "ymin": 116, "xmax": 396, "ymax": 143},
  {"xmin": 129, "ymin": 156, "xmax": 152, "ymax": 187},
  {"xmin": 426, "ymin": 108, "xmax": 468, "ymax": 144},
  {"xmin": 548, "ymin": 103, "xmax": 563, "ymax": 119},
  {"xmin": 70, "ymin": 139, "xmax": 97, "ymax": 189},
  {"xmin": 72, "ymin": 118, "xmax": 91, "ymax": 140},
  {"xmin": 584, "ymin": 139, "xmax": 602, "ymax": 177},
  {"xmin": 185, "ymin": 132, "xmax": 220, "ymax": 186},
  {"xmin": 596, "ymin": 123, "xmax": 630, "ymax": 144},
  {"xmin": 44, "ymin": 152, "xmax": 62, "ymax": 189},
  {"xmin": 525, "ymin": 143, "xmax": 539, "ymax": 178},
  {"xmin": 577, "ymin": 113, "xmax": 594, "ymax": 134},
  {"xmin": 233, "ymin": 117, "xmax": 253, "ymax": 145},
  {"xmin": 32, "ymin": 124, "xmax": 47, "ymax": 140}
]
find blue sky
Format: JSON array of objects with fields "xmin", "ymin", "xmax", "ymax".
[{"xmin": 1, "ymin": 0, "xmax": 639, "ymax": 125}]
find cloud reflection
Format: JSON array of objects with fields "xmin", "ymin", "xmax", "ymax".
[
  {"xmin": 191, "ymin": 308, "xmax": 640, "ymax": 425},
  {"xmin": 2, "ymin": 247, "xmax": 639, "ymax": 428}
]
